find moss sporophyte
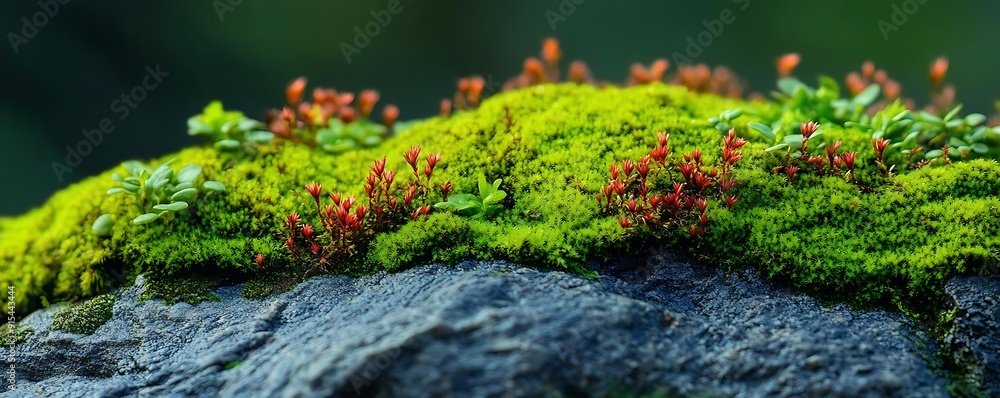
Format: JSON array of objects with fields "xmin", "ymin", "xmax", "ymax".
[{"xmin": 2, "ymin": 38, "xmax": 1000, "ymax": 320}]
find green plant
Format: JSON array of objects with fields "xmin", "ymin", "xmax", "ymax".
[
  {"xmin": 93, "ymin": 158, "xmax": 225, "ymax": 233},
  {"xmin": 315, "ymin": 118, "xmax": 388, "ymax": 154},
  {"xmin": 50, "ymin": 294, "xmax": 115, "ymax": 335},
  {"xmin": 187, "ymin": 101, "xmax": 274, "ymax": 151},
  {"xmin": 138, "ymin": 274, "xmax": 222, "ymax": 305},
  {"xmin": 707, "ymin": 108, "xmax": 743, "ymax": 133},
  {"xmin": 433, "ymin": 174, "xmax": 507, "ymax": 220},
  {"xmin": 0, "ymin": 323, "xmax": 33, "ymax": 345}
]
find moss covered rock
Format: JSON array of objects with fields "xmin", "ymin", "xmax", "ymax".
[{"xmin": 1, "ymin": 82, "xmax": 998, "ymax": 315}]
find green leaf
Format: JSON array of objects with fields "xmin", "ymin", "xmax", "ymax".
[
  {"xmin": 175, "ymin": 164, "xmax": 203, "ymax": 184},
  {"xmin": 121, "ymin": 182, "xmax": 141, "ymax": 193},
  {"xmin": 123, "ymin": 161, "xmax": 148, "ymax": 177},
  {"xmin": 202, "ymin": 181, "xmax": 225, "ymax": 191},
  {"xmin": 944, "ymin": 104, "xmax": 963, "ymax": 122},
  {"xmin": 764, "ymin": 143, "xmax": 789, "ymax": 153},
  {"xmin": 433, "ymin": 194, "xmax": 481, "ymax": 213},
  {"xmin": 170, "ymin": 188, "xmax": 198, "ymax": 202},
  {"xmin": 852, "ymin": 84, "xmax": 881, "ymax": 106},
  {"xmin": 722, "ymin": 108, "xmax": 742, "ymax": 120},
  {"xmin": 133, "ymin": 213, "xmax": 159, "ymax": 225},
  {"xmin": 246, "ymin": 131, "xmax": 275, "ymax": 144},
  {"xmin": 111, "ymin": 173, "xmax": 125, "ymax": 183},
  {"xmin": 107, "ymin": 188, "xmax": 125, "ymax": 195},
  {"xmin": 153, "ymin": 201, "xmax": 189, "ymax": 211},
  {"xmin": 924, "ymin": 149, "xmax": 943, "ymax": 159},
  {"xmin": 965, "ymin": 113, "xmax": 987, "ymax": 126},
  {"xmin": 477, "ymin": 175, "xmax": 494, "ymax": 199},
  {"xmin": 920, "ymin": 111, "xmax": 943, "ymax": 124},
  {"xmin": 483, "ymin": 189, "xmax": 507, "ymax": 206},
  {"xmin": 187, "ymin": 118, "xmax": 213, "ymax": 136},
  {"xmin": 777, "ymin": 77, "xmax": 806, "ymax": 96},
  {"xmin": 970, "ymin": 143, "xmax": 989, "ymax": 154},
  {"xmin": 747, "ymin": 122, "xmax": 775, "ymax": 141},
  {"xmin": 214, "ymin": 139, "xmax": 241, "ymax": 150},
  {"xmin": 91, "ymin": 214, "xmax": 113, "ymax": 236}
]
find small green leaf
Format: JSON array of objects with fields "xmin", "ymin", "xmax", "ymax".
[
  {"xmin": 246, "ymin": 131, "xmax": 275, "ymax": 144},
  {"xmin": 478, "ymin": 175, "xmax": 494, "ymax": 199},
  {"xmin": 92, "ymin": 214, "xmax": 113, "ymax": 236},
  {"xmin": 203, "ymin": 181, "xmax": 225, "ymax": 191},
  {"xmin": 107, "ymin": 188, "xmax": 125, "ymax": 195},
  {"xmin": 214, "ymin": 139, "xmax": 241, "ymax": 150},
  {"xmin": 722, "ymin": 109, "xmax": 742, "ymax": 120},
  {"xmin": 170, "ymin": 188, "xmax": 198, "ymax": 202},
  {"xmin": 777, "ymin": 77, "xmax": 806, "ymax": 96},
  {"xmin": 852, "ymin": 84, "xmax": 881, "ymax": 106},
  {"xmin": 153, "ymin": 201, "xmax": 189, "ymax": 211},
  {"xmin": 964, "ymin": 113, "xmax": 987, "ymax": 126},
  {"xmin": 175, "ymin": 164, "xmax": 203, "ymax": 184},
  {"xmin": 121, "ymin": 182, "xmax": 141, "ymax": 193},
  {"xmin": 133, "ymin": 213, "xmax": 159, "ymax": 225},
  {"xmin": 924, "ymin": 149, "xmax": 943, "ymax": 159},
  {"xmin": 747, "ymin": 122, "xmax": 775, "ymax": 141},
  {"xmin": 483, "ymin": 189, "xmax": 507, "ymax": 206},
  {"xmin": 764, "ymin": 143, "xmax": 789, "ymax": 152},
  {"xmin": 944, "ymin": 104, "xmax": 963, "ymax": 122},
  {"xmin": 970, "ymin": 143, "xmax": 989, "ymax": 154},
  {"xmin": 434, "ymin": 194, "xmax": 481, "ymax": 213}
]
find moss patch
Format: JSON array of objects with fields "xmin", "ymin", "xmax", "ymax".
[
  {"xmin": 1, "ymin": 82, "xmax": 998, "ymax": 316},
  {"xmin": 50, "ymin": 294, "xmax": 115, "ymax": 335},
  {"xmin": 139, "ymin": 275, "xmax": 222, "ymax": 306},
  {"xmin": 240, "ymin": 268, "xmax": 303, "ymax": 300},
  {"xmin": 0, "ymin": 323, "xmax": 33, "ymax": 345}
]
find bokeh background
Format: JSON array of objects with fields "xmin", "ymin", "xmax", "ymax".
[{"xmin": 2, "ymin": 0, "xmax": 998, "ymax": 215}]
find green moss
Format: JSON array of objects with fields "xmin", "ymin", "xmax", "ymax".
[
  {"xmin": 240, "ymin": 268, "xmax": 303, "ymax": 300},
  {"xmin": 139, "ymin": 275, "xmax": 222, "ymax": 306},
  {"xmin": 1, "ymin": 82, "xmax": 998, "ymax": 317},
  {"xmin": 0, "ymin": 323, "xmax": 33, "ymax": 345},
  {"xmin": 224, "ymin": 359, "xmax": 245, "ymax": 370},
  {"xmin": 50, "ymin": 294, "xmax": 115, "ymax": 335}
]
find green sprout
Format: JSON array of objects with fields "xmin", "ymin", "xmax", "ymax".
[
  {"xmin": 315, "ymin": 118, "xmax": 387, "ymax": 154},
  {"xmin": 92, "ymin": 159, "xmax": 224, "ymax": 235},
  {"xmin": 188, "ymin": 101, "xmax": 274, "ymax": 151},
  {"xmin": 433, "ymin": 174, "xmax": 506, "ymax": 220}
]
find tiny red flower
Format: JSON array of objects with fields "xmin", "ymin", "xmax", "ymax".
[
  {"xmin": 694, "ymin": 198, "xmax": 707, "ymax": 213},
  {"xmin": 286, "ymin": 237, "xmax": 295, "ymax": 250},
  {"xmin": 338, "ymin": 106, "xmax": 356, "ymax": 124},
  {"xmin": 609, "ymin": 163, "xmax": 621, "ymax": 180},
  {"xmin": 841, "ymin": 152, "xmax": 857, "ymax": 169},
  {"xmin": 619, "ymin": 217, "xmax": 632, "ymax": 228},
  {"xmin": 873, "ymin": 137, "xmax": 890, "ymax": 160},
  {"xmin": 426, "ymin": 153, "xmax": 442, "ymax": 170},
  {"xmin": 441, "ymin": 180, "xmax": 453, "ymax": 197},
  {"xmin": 310, "ymin": 242, "xmax": 320, "ymax": 254},
  {"xmin": 355, "ymin": 205, "xmax": 368, "ymax": 219},
  {"xmin": 329, "ymin": 192, "xmax": 343, "ymax": 206},
  {"xmin": 776, "ymin": 53, "xmax": 800, "ymax": 78},
  {"xmin": 725, "ymin": 195, "xmax": 739, "ymax": 209},
  {"xmin": 255, "ymin": 253, "xmax": 264, "ymax": 267},
  {"xmin": 622, "ymin": 160, "xmax": 636, "ymax": 178},
  {"xmin": 800, "ymin": 122, "xmax": 820, "ymax": 139},
  {"xmin": 689, "ymin": 225, "xmax": 701, "ymax": 238},
  {"xmin": 305, "ymin": 182, "xmax": 322, "ymax": 200},
  {"xmin": 440, "ymin": 99, "xmax": 453, "ymax": 118},
  {"xmin": 826, "ymin": 140, "xmax": 842, "ymax": 157},
  {"xmin": 657, "ymin": 132, "xmax": 670, "ymax": 148},
  {"xmin": 358, "ymin": 90, "xmax": 380, "ymax": 117},
  {"xmin": 699, "ymin": 213, "xmax": 709, "ymax": 227},
  {"xmin": 786, "ymin": 165, "xmax": 799, "ymax": 182},
  {"xmin": 930, "ymin": 57, "xmax": 948, "ymax": 87},
  {"xmin": 286, "ymin": 213, "xmax": 300, "ymax": 227},
  {"xmin": 383, "ymin": 104, "xmax": 399, "ymax": 128},
  {"xmin": 301, "ymin": 224, "xmax": 314, "ymax": 240},
  {"xmin": 286, "ymin": 77, "xmax": 307, "ymax": 106},
  {"xmin": 404, "ymin": 146, "xmax": 421, "ymax": 170}
]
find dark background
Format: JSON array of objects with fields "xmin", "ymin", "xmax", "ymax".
[{"xmin": 2, "ymin": 0, "xmax": 997, "ymax": 215}]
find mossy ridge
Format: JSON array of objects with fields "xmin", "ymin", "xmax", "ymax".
[
  {"xmin": 0, "ymin": 82, "xmax": 998, "ymax": 317},
  {"xmin": 138, "ymin": 274, "xmax": 223, "ymax": 306}
]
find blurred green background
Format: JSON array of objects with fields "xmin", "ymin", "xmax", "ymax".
[{"xmin": 2, "ymin": 0, "xmax": 998, "ymax": 215}]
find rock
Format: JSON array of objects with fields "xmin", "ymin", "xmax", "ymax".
[
  {"xmin": 943, "ymin": 274, "xmax": 1000, "ymax": 395},
  {"xmin": 2, "ymin": 254, "xmax": 952, "ymax": 397}
]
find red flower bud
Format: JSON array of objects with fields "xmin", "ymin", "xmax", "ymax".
[
  {"xmin": 930, "ymin": 57, "xmax": 948, "ymax": 87},
  {"xmin": 286, "ymin": 213, "xmax": 300, "ymax": 227},
  {"xmin": 338, "ymin": 106, "xmax": 356, "ymax": 124},
  {"xmin": 286, "ymin": 237, "xmax": 295, "ymax": 250},
  {"xmin": 255, "ymin": 253, "xmax": 264, "ymax": 267},
  {"xmin": 725, "ymin": 195, "xmax": 739, "ymax": 209},
  {"xmin": 286, "ymin": 77, "xmax": 307, "ymax": 106},
  {"xmin": 310, "ymin": 242, "xmax": 320, "ymax": 254},
  {"xmin": 383, "ymin": 104, "xmax": 399, "ymax": 128},
  {"xmin": 440, "ymin": 98, "xmax": 452, "ymax": 118},
  {"xmin": 699, "ymin": 213, "xmax": 709, "ymax": 227},
  {"xmin": 619, "ymin": 217, "xmax": 632, "ymax": 229},
  {"xmin": 356, "ymin": 205, "xmax": 368, "ymax": 219},
  {"xmin": 427, "ymin": 153, "xmax": 442, "ymax": 170},
  {"xmin": 358, "ymin": 90, "xmax": 380, "ymax": 117},
  {"xmin": 371, "ymin": 157, "xmax": 387, "ymax": 177},
  {"xmin": 301, "ymin": 224, "xmax": 314, "ymax": 240},
  {"xmin": 329, "ymin": 192, "xmax": 343, "ymax": 206},
  {"xmin": 827, "ymin": 140, "xmax": 842, "ymax": 157},
  {"xmin": 776, "ymin": 53, "xmax": 800, "ymax": 78},
  {"xmin": 404, "ymin": 146, "xmax": 421, "ymax": 170},
  {"xmin": 305, "ymin": 182, "xmax": 322, "ymax": 200},
  {"xmin": 657, "ymin": 132, "xmax": 670, "ymax": 147},
  {"xmin": 800, "ymin": 121, "xmax": 820, "ymax": 139}
]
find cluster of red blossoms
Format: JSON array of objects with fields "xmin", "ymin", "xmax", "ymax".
[
  {"xmin": 267, "ymin": 77, "xmax": 399, "ymax": 141},
  {"xmin": 773, "ymin": 122, "xmax": 860, "ymax": 184},
  {"xmin": 280, "ymin": 146, "xmax": 447, "ymax": 272},
  {"xmin": 598, "ymin": 130, "xmax": 745, "ymax": 238}
]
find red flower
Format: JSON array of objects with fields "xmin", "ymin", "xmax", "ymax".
[
  {"xmin": 355, "ymin": 205, "xmax": 368, "ymax": 219},
  {"xmin": 371, "ymin": 157, "xmax": 387, "ymax": 177},
  {"xmin": 440, "ymin": 99, "xmax": 452, "ymax": 118},
  {"xmin": 310, "ymin": 242, "xmax": 320, "ymax": 254},
  {"xmin": 358, "ymin": 90, "xmax": 380, "ymax": 117},
  {"xmin": 286, "ymin": 213, "xmax": 300, "ymax": 228},
  {"xmin": 255, "ymin": 254, "xmax": 264, "ymax": 267},
  {"xmin": 786, "ymin": 165, "xmax": 799, "ymax": 183},
  {"xmin": 826, "ymin": 140, "xmax": 842, "ymax": 158},
  {"xmin": 329, "ymin": 192, "xmax": 343, "ymax": 206},
  {"xmin": 286, "ymin": 77, "xmax": 307, "ymax": 106},
  {"xmin": 699, "ymin": 213, "xmax": 709, "ymax": 227},
  {"xmin": 618, "ymin": 217, "xmax": 632, "ymax": 228},
  {"xmin": 542, "ymin": 37, "xmax": 561, "ymax": 66},
  {"xmin": 776, "ymin": 53, "xmax": 800, "ymax": 77},
  {"xmin": 305, "ymin": 182, "xmax": 322, "ymax": 200},
  {"xmin": 301, "ymin": 224, "xmax": 314, "ymax": 240},
  {"xmin": 286, "ymin": 237, "xmax": 295, "ymax": 250},
  {"xmin": 621, "ymin": 160, "xmax": 636, "ymax": 178},
  {"xmin": 338, "ymin": 107, "xmax": 356, "ymax": 124},
  {"xmin": 383, "ymin": 104, "xmax": 399, "ymax": 128},
  {"xmin": 609, "ymin": 163, "xmax": 621, "ymax": 180},
  {"xmin": 404, "ymin": 146, "xmax": 422, "ymax": 170},
  {"xmin": 800, "ymin": 122, "xmax": 820, "ymax": 139},
  {"xmin": 841, "ymin": 152, "xmax": 857, "ymax": 169},
  {"xmin": 657, "ymin": 132, "xmax": 670, "ymax": 148},
  {"xmin": 873, "ymin": 137, "xmax": 890, "ymax": 160},
  {"xmin": 725, "ymin": 196, "xmax": 739, "ymax": 209},
  {"xmin": 929, "ymin": 57, "xmax": 948, "ymax": 87},
  {"xmin": 441, "ymin": 180, "xmax": 453, "ymax": 197}
]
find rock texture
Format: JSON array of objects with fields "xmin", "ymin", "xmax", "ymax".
[
  {"xmin": 2, "ymin": 252, "xmax": 966, "ymax": 397},
  {"xmin": 943, "ymin": 275, "xmax": 1000, "ymax": 396}
]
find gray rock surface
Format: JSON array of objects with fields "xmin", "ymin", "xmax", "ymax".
[
  {"xmin": 2, "ymin": 252, "xmax": 956, "ymax": 397},
  {"xmin": 943, "ymin": 275, "xmax": 1000, "ymax": 395}
]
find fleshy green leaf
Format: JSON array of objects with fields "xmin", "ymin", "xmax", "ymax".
[
  {"xmin": 133, "ymin": 213, "xmax": 159, "ymax": 225},
  {"xmin": 203, "ymin": 181, "xmax": 225, "ymax": 191},
  {"xmin": 747, "ymin": 122, "xmax": 775, "ymax": 141},
  {"xmin": 170, "ymin": 188, "xmax": 198, "ymax": 202},
  {"xmin": 91, "ymin": 214, "xmax": 113, "ymax": 236},
  {"xmin": 175, "ymin": 164, "xmax": 203, "ymax": 184},
  {"xmin": 153, "ymin": 201, "xmax": 189, "ymax": 211},
  {"xmin": 214, "ymin": 139, "xmax": 241, "ymax": 150},
  {"xmin": 852, "ymin": 84, "xmax": 881, "ymax": 106}
]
